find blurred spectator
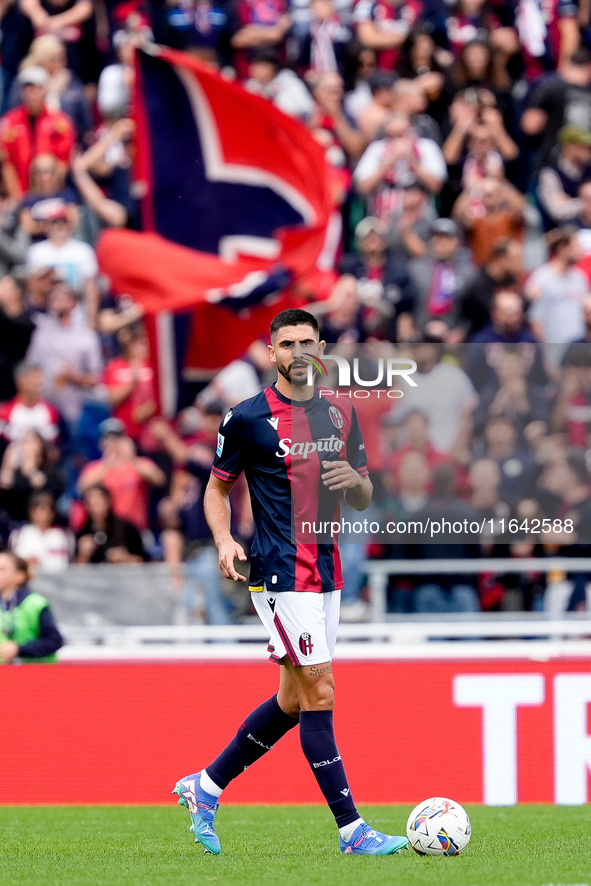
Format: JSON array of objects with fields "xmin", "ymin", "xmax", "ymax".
[
  {"xmin": 394, "ymin": 343, "xmax": 478, "ymax": 454},
  {"xmin": 476, "ymin": 415, "xmax": 539, "ymax": 502},
  {"xmin": 385, "ymin": 408, "xmax": 449, "ymax": 493},
  {"xmin": 342, "ymin": 42, "xmax": 377, "ymax": 120},
  {"xmin": 6, "ymin": 34, "xmax": 91, "ymax": 141},
  {"xmin": 388, "ymin": 180, "xmax": 435, "ymax": 263},
  {"xmin": 443, "ymin": 91, "xmax": 518, "ymax": 207},
  {"xmin": 552, "ymin": 346, "xmax": 591, "ymax": 444},
  {"xmin": 526, "ymin": 226, "xmax": 589, "ymax": 344},
  {"xmin": 452, "ymin": 174, "xmax": 525, "ymax": 267},
  {"xmin": 165, "ymin": 0, "xmax": 228, "ymax": 61},
  {"xmin": 0, "ymin": 64, "xmax": 75, "ymax": 197},
  {"xmin": 469, "ymin": 289, "xmax": 538, "ymax": 345},
  {"xmin": 156, "ymin": 419, "xmax": 236, "ymax": 625},
  {"xmin": 0, "ymin": 360, "xmax": 60, "ymax": 444},
  {"xmin": 393, "ymin": 449, "xmax": 430, "ymax": 515},
  {"xmin": 454, "ymin": 237, "xmax": 524, "ymax": 339},
  {"xmin": 309, "ymin": 70, "xmax": 366, "ymax": 164},
  {"xmin": 518, "ymin": 0, "xmax": 580, "ymax": 80},
  {"xmin": 75, "ymin": 483, "xmax": 148, "ymax": 564},
  {"xmin": 573, "ymin": 179, "xmax": 591, "ymax": 254},
  {"xmin": 244, "ymin": 47, "xmax": 314, "ymax": 119},
  {"xmin": 354, "ymin": 112, "xmax": 447, "ymax": 229},
  {"xmin": 0, "ymin": 274, "xmax": 35, "ymax": 401},
  {"xmin": 352, "ymin": 0, "xmax": 422, "ymax": 71},
  {"xmin": 198, "ymin": 340, "xmax": 269, "ymax": 407},
  {"xmin": 522, "ymin": 48, "xmax": 591, "ymax": 169},
  {"xmin": 471, "ymin": 346, "xmax": 550, "ymax": 435},
  {"xmin": 19, "ymin": 0, "xmax": 95, "ymax": 81},
  {"xmin": 447, "ymin": 36, "xmax": 511, "ymax": 98},
  {"xmin": 18, "ymin": 152, "xmax": 79, "ymax": 241},
  {"xmin": 71, "ymin": 117, "xmax": 139, "ymax": 238},
  {"xmin": 468, "ymin": 456, "xmax": 512, "ymax": 530},
  {"xmin": 409, "ymin": 463, "xmax": 481, "ymax": 614},
  {"xmin": 0, "ymin": 193, "xmax": 30, "ymax": 274},
  {"xmin": 446, "ymin": 6, "xmax": 517, "ymax": 63},
  {"xmin": 26, "ymin": 282, "xmax": 102, "ymax": 427},
  {"xmin": 25, "ymin": 202, "xmax": 99, "ymax": 325},
  {"xmin": 409, "ymin": 216, "xmax": 476, "ymax": 340},
  {"xmin": 312, "ymin": 273, "xmax": 368, "ymax": 342},
  {"xmin": 9, "ymin": 490, "xmax": 72, "ymax": 572},
  {"xmin": 537, "ymin": 126, "xmax": 591, "ymax": 230},
  {"xmin": 97, "ymin": 28, "xmax": 138, "ymax": 121},
  {"xmin": 77, "ymin": 418, "xmax": 165, "ymax": 532},
  {"xmin": 0, "ymin": 428, "xmax": 64, "ymax": 522},
  {"xmin": 229, "ymin": 0, "xmax": 292, "ymax": 79},
  {"xmin": 0, "ymin": 551, "xmax": 63, "ymax": 663},
  {"xmin": 569, "ymin": 294, "xmax": 591, "ymax": 343},
  {"xmin": 101, "ymin": 324, "xmax": 156, "ymax": 448},
  {"xmin": 298, "ymin": 0, "xmax": 352, "ymax": 75},
  {"xmin": 355, "ymin": 70, "xmax": 396, "ymax": 141},
  {"xmin": 21, "ymin": 264, "xmax": 59, "ymax": 315},
  {"xmin": 339, "ymin": 215, "xmax": 416, "ymax": 340},
  {"xmin": 391, "ymin": 77, "xmax": 441, "ymax": 143}
]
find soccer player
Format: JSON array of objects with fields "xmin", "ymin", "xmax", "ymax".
[{"xmin": 173, "ymin": 308, "xmax": 408, "ymax": 856}]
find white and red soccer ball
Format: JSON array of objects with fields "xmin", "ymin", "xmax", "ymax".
[{"xmin": 406, "ymin": 797, "xmax": 471, "ymax": 856}]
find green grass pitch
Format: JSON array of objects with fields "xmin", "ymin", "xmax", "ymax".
[{"xmin": 1, "ymin": 804, "xmax": 590, "ymax": 886}]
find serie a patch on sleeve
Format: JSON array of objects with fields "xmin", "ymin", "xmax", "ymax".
[{"xmin": 216, "ymin": 433, "xmax": 224, "ymax": 457}]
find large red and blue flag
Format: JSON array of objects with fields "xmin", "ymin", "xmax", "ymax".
[{"xmin": 97, "ymin": 45, "xmax": 334, "ymax": 413}]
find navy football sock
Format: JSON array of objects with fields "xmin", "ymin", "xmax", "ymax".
[
  {"xmin": 206, "ymin": 694, "xmax": 298, "ymax": 790},
  {"xmin": 299, "ymin": 710, "xmax": 359, "ymax": 828}
]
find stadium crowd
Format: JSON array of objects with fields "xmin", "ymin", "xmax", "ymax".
[{"xmin": 1, "ymin": 0, "xmax": 591, "ymax": 623}]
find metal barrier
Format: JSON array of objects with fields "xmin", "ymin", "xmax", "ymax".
[
  {"xmin": 365, "ymin": 557, "xmax": 591, "ymax": 620},
  {"xmin": 28, "ymin": 559, "xmax": 591, "ymax": 660},
  {"xmin": 58, "ymin": 614, "xmax": 591, "ymax": 660}
]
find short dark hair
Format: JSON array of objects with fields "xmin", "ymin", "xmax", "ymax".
[
  {"xmin": 29, "ymin": 490, "xmax": 56, "ymax": 511},
  {"xmin": 83, "ymin": 483, "xmax": 113, "ymax": 505},
  {"xmin": 368, "ymin": 71, "xmax": 396, "ymax": 95},
  {"xmin": 547, "ymin": 225, "xmax": 576, "ymax": 257},
  {"xmin": 270, "ymin": 309, "xmax": 319, "ymax": 341},
  {"xmin": 1, "ymin": 551, "xmax": 30, "ymax": 583}
]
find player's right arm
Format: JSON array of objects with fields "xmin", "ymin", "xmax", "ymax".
[
  {"xmin": 204, "ymin": 476, "xmax": 247, "ymax": 582},
  {"xmin": 205, "ymin": 407, "xmax": 249, "ymax": 582}
]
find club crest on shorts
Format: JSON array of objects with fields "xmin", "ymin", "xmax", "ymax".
[
  {"xmin": 328, "ymin": 405, "xmax": 344, "ymax": 429},
  {"xmin": 299, "ymin": 632, "xmax": 314, "ymax": 656}
]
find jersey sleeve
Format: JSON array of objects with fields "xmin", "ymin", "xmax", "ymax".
[
  {"xmin": 346, "ymin": 407, "xmax": 369, "ymax": 477},
  {"xmin": 211, "ymin": 408, "xmax": 248, "ymax": 483}
]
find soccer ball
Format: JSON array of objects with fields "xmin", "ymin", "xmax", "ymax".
[{"xmin": 406, "ymin": 797, "xmax": 471, "ymax": 856}]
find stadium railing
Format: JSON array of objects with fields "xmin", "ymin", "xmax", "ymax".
[{"xmin": 29, "ymin": 560, "xmax": 591, "ymax": 661}]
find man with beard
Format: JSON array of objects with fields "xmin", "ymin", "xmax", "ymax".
[{"xmin": 172, "ymin": 308, "xmax": 409, "ymax": 857}]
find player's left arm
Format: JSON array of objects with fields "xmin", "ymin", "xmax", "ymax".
[
  {"xmin": 320, "ymin": 460, "xmax": 372, "ymax": 509},
  {"xmin": 320, "ymin": 405, "xmax": 372, "ymax": 510}
]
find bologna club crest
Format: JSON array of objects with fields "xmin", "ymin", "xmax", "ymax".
[
  {"xmin": 329, "ymin": 406, "xmax": 343, "ymax": 429},
  {"xmin": 299, "ymin": 632, "xmax": 314, "ymax": 656}
]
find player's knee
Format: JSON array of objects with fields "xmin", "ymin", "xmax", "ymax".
[{"xmin": 304, "ymin": 675, "xmax": 335, "ymax": 711}]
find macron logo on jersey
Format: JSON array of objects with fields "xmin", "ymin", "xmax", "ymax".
[
  {"xmin": 223, "ymin": 410, "xmax": 233, "ymax": 426},
  {"xmin": 267, "ymin": 416, "xmax": 279, "ymax": 430}
]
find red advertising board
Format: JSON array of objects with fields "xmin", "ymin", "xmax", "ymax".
[{"xmin": 3, "ymin": 659, "xmax": 591, "ymax": 805}]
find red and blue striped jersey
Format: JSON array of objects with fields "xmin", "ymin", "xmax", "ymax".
[{"xmin": 211, "ymin": 383, "xmax": 368, "ymax": 593}]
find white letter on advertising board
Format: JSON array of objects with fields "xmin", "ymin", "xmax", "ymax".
[
  {"xmin": 554, "ymin": 674, "xmax": 591, "ymax": 804},
  {"xmin": 454, "ymin": 674, "xmax": 544, "ymax": 805}
]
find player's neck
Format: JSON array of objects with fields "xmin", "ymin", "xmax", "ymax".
[{"xmin": 275, "ymin": 376, "xmax": 314, "ymax": 402}]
